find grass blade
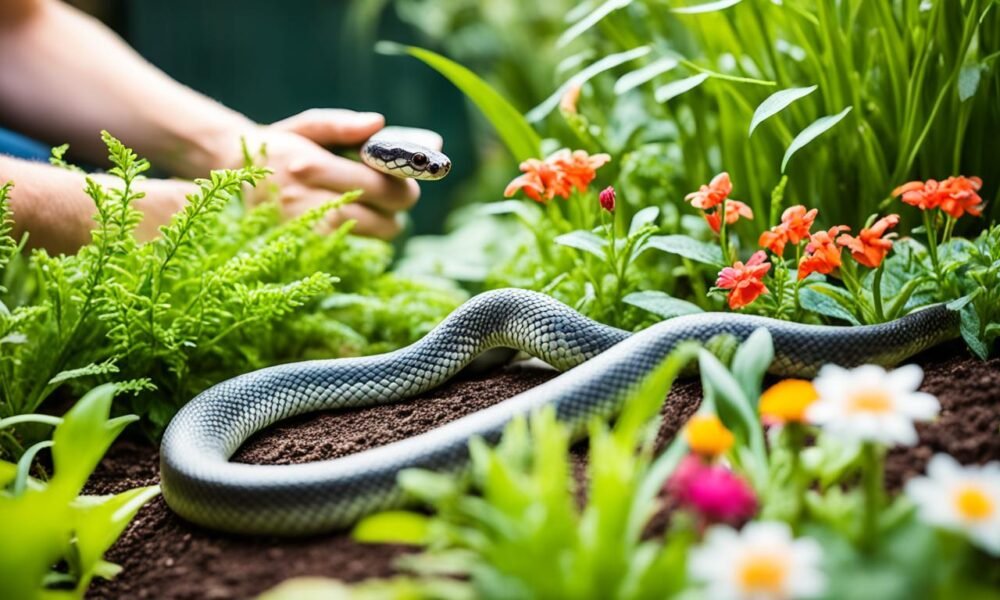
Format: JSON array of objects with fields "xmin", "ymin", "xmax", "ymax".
[
  {"xmin": 781, "ymin": 106, "xmax": 853, "ymax": 173},
  {"xmin": 748, "ymin": 85, "xmax": 818, "ymax": 136},
  {"xmin": 672, "ymin": 0, "xmax": 742, "ymax": 14}
]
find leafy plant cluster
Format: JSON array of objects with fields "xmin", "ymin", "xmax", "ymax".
[
  {"xmin": 0, "ymin": 384, "xmax": 159, "ymax": 599},
  {"xmin": 0, "ymin": 133, "xmax": 463, "ymax": 441},
  {"xmin": 271, "ymin": 332, "xmax": 998, "ymax": 599},
  {"xmin": 389, "ymin": 0, "xmax": 999, "ymax": 355}
]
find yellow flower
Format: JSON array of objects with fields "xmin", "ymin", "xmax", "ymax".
[
  {"xmin": 685, "ymin": 414, "xmax": 735, "ymax": 457},
  {"xmin": 759, "ymin": 379, "xmax": 819, "ymax": 424}
]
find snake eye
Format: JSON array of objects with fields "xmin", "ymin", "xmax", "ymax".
[{"xmin": 411, "ymin": 153, "xmax": 428, "ymax": 168}]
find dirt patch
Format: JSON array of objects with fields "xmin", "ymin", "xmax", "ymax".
[{"xmin": 86, "ymin": 346, "xmax": 999, "ymax": 600}]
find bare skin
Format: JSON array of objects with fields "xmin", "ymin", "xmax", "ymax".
[{"xmin": 0, "ymin": 0, "xmax": 421, "ymax": 254}]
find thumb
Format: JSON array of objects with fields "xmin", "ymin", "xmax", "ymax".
[{"xmin": 273, "ymin": 109, "xmax": 385, "ymax": 146}]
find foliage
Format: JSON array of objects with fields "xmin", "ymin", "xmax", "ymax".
[
  {"xmin": 0, "ymin": 384, "xmax": 159, "ymax": 599},
  {"xmin": 346, "ymin": 332, "xmax": 999, "ymax": 599},
  {"xmin": 0, "ymin": 133, "xmax": 463, "ymax": 440}
]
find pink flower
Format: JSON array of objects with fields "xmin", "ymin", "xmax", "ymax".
[
  {"xmin": 667, "ymin": 455, "xmax": 758, "ymax": 526},
  {"xmin": 599, "ymin": 186, "xmax": 616, "ymax": 212}
]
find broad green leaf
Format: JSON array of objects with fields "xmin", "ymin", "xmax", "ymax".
[
  {"xmin": 527, "ymin": 46, "xmax": 651, "ymax": 122},
  {"xmin": 672, "ymin": 0, "xmax": 743, "ymax": 14},
  {"xmin": 628, "ymin": 206, "xmax": 660, "ymax": 237},
  {"xmin": 398, "ymin": 469, "xmax": 460, "ymax": 504},
  {"xmin": 958, "ymin": 64, "xmax": 982, "ymax": 102},
  {"xmin": 614, "ymin": 57, "xmax": 679, "ymax": 95},
  {"xmin": 558, "ymin": 0, "xmax": 633, "ymax": 48},
  {"xmin": 781, "ymin": 106, "xmax": 853, "ymax": 172},
  {"xmin": 654, "ymin": 73, "xmax": 710, "ymax": 103},
  {"xmin": 959, "ymin": 303, "xmax": 989, "ymax": 360},
  {"xmin": 730, "ymin": 328, "xmax": 774, "ymax": 403},
  {"xmin": 645, "ymin": 234, "xmax": 723, "ymax": 265},
  {"xmin": 70, "ymin": 485, "xmax": 160, "ymax": 592},
  {"xmin": 623, "ymin": 290, "xmax": 703, "ymax": 320},
  {"xmin": 555, "ymin": 230, "xmax": 608, "ymax": 260},
  {"xmin": 376, "ymin": 42, "xmax": 541, "ymax": 162},
  {"xmin": 748, "ymin": 85, "xmax": 818, "ymax": 136},
  {"xmin": 799, "ymin": 284, "xmax": 861, "ymax": 325},
  {"xmin": 352, "ymin": 510, "xmax": 430, "ymax": 545}
]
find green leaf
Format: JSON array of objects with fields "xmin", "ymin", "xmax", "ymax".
[
  {"xmin": 959, "ymin": 303, "xmax": 989, "ymax": 360},
  {"xmin": 70, "ymin": 485, "xmax": 160, "ymax": 591},
  {"xmin": 748, "ymin": 85, "xmax": 818, "ymax": 136},
  {"xmin": 527, "ymin": 46, "xmax": 651, "ymax": 122},
  {"xmin": 781, "ymin": 106, "xmax": 853, "ymax": 172},
  {"xmin": 622, "ymin": 291, "xmax": 703, "ymax": 320},
  {"xmin": 645, "ymin": 234, "xmax": 723, "ymax": 265},
  {"xmin": 353, "ymin": 510, "xmax": 430, "ymax": 545},
  {"xmin": 558, "ymin": 0, "xmax": 633, "ymax": 48},
  {"xmin": 614, "ymin": 57, "xmax": 679, "ymax": 95},
  {"xmin": 376, "ymin": 42, "xmax": 541, "ymax": 162},
  {"xmin": 46, "ymin": 360, "xmax": 119, "ymax": 387},
  {"xmin": 654, "ymin": 73, "xmax": 711, "ymax": 103},
  {"xmin": 799, "ymin": 284, "xmax": 861, "ymax": 325},
  {"xmin": 958, "ymin": 64, "xmax": 982, "ymax": 102},
  {"xmin": 628, "ymin": 206, "xmax": 661, "ymax": 237},
  {"xmin": 398, "ymin": 469, "xmax": 460, "ymax": 504},
  {"xmin": 554, "ymin": 230, "xmax": 608, "ymax": 260},
  {"xmin": 730, "ymin": 328, "xmax": 773, "ymax": 403},
  {"xmin": 671, "ymin": 0, "xmax": 743, "ymax": 14}
]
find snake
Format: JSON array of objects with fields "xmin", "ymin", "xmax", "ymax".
[{"xmin": 160, "ymin": 286, "xmax": 959, "ymax": 535}]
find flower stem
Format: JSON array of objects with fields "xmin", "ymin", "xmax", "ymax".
[
  {"xmin": 719, "ymin": 198, "xmax": 733, "ymax": 266},
  {"xmin": 923, "ymin": 210, "xmax": 943, "ymax": 282},
  {"xmin": 860, "ymin": 442, "xmax": 884, "ymax": 552},
  {"xmin": 872, "ymin": 263, "xmax": 885, "ymax": 322}
]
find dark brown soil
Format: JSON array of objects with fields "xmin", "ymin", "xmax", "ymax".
[{"xmin": 85, "ymin": 346, "xmax": 999, "ymax": 600}]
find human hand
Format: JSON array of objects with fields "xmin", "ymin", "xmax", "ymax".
[{"xmin": 223, "ymin": 109, "xmax": 427, "ymax": 240}]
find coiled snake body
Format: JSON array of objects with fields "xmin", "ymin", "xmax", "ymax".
[{"xmin": 161, "ymin": 288, "xmax": 958, "ymax": 535}]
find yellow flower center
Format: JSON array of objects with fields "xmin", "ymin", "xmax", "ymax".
[
  {"xmin": 684, "ymin": 414, "xmax": 734, "ymax": 457},
  {"xmin": 847, "ymin": 389, "xmax": 893, "ymax": 414},
  {"xmin": 759, "ymin": 379, "xmax": 818, "ymax": 423},
  {"xmin": 954, "ymin": 485, "xmax": 994, "ymax": 521},
  {"xmin": 738, "ymin": 554, "xmax": 787, "ymax": 595}
]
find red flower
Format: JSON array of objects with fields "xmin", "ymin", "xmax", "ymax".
[
  {"xmin": 716, "ymin": 251, "xmax": 771, "ymax": 310},
  {"xmin": 938, "ymin": 176, "xmax": 984, "ymax": 219},
  {"xmin": 548, "ymin": 149, "xmax": 611, "ymax": 193},
  {"xmin": 503, "ymin": 158, "xmax": 571, "ymax": 203},
  {"xmin": 837, "ymin": 214, "xmax": 899, "ymax": 268},
  {"xmin": 686, "ymin": 172, "xmax": 734, "ymax": 210},
  {"xmin": 704, "ymin": 200, "xmax": 753, "ymax": 234},
  {"xmin": 797, "ymin": 226, "xmax": 849, "ymax": 280},
  {"xmin": 503, "ymin": 149, "xmax": 610, "ymax": 203},
  {"xmin": 758, "ymin": 205, "xmax": 818, "ymax": 255},
  {"xmin": 599, "ymin": 186, "xmax": 616, "ymax": 212},
  {"xmin": 892, "ymin": 175, "xmax": 984, "ymax": 218}
]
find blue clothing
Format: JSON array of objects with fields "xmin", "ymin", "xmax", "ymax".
[{"xmin": 0, "ymin": 127, "xmax": 50, "ymax": 162}]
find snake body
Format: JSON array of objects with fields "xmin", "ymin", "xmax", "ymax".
[{"xmin": 160, "ymin": 288, "xmax": 958, "ymax": 535}]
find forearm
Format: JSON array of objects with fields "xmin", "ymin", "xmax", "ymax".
[
  {"xmin": 0, "ymin": 0, "xmax": 252, "ymax": 177},
  {"xmin": 1, "ymin": 155, "xmax": 190, "ymax": 254}
]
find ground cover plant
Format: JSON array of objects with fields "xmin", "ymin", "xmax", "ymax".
[{"xmin": 269, "ymin": 334, "xmax": 1000, "ymax": 599}]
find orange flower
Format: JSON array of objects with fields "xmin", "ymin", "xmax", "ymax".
[
  {"xmin": 892, "ymin": 175, "xmax": 984, "ymax": 218},
  {"xmin": 704, "ymin": 200, "xmax": 753, "ymax": 234},
  {"xmin": 685, "ymin": 414, "xmax": 735, "ymax": 458},
  {"xmin": 716, "ymin": 251, "xmax": 771, "ymax": 310},
  {"xmin": 686, "ymin": 172, "xmax": 734, "ymax": 210},
  {"xmin": 938, "ymin": 176, "xmax": 984, "ymax": 219},
  {"xmin": 837, "ymin": 214, "xmax": 899, "ymax": 268},
  {"xmin": 759, "ymin": 379, "xmax": 819, "ymax": 425},
  {"xmin": 797, "ymin": 226, "xmax": 849, "ymax": 280},
  {"xmin": 548, "ymin": 149, "xmax": 611, "ymax": 193},
  {"xmin": 758, "ymin": 205, "xmax": 818, "ymax": 255},
  {"xmin": 504, "ymin": 158, "xmax": 571, "ymax": 203}
]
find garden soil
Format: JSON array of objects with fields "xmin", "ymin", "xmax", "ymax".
[{"xmin": 85, "ymin": 343, "xmax": 999, "ymax": 599}]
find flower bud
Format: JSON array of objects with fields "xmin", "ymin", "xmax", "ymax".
[{"xmin": 599, "ymin": 185, "xmax": 616, "ymax": 212}]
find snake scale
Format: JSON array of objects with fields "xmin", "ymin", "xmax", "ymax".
[{"xmin": 160, "ymin": 131, "xmax": 958, "ymax": 535}]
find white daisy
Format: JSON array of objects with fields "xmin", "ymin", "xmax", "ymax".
[
  {"xmin": 905, "ymin": 454, "xmax": 1000, "ymax": 556},
  {"xmin": 805, "ymin": 364, "xmax": 939, "ymax": 446},
  {"xmin": 688, "ymin": 521, "xmax": 826, "ymax": 600}
]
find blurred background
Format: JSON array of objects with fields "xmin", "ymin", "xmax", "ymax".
[{"xmin": 66, "ymin": 0, "xmax": 500, "ymax": 236}]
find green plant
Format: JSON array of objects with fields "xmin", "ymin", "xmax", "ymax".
[
  {"xmin": 0, "ymin": 384, "xmax": 159, "ymax": 599},
  {"xmin": 0, "ymin": 133, "xmax": 463, "ymax": 441}
]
